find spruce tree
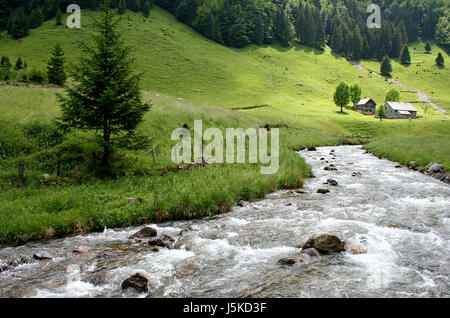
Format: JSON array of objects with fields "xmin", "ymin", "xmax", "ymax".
[
  {"xmin": 118, "ymin": 0, "xmax": 126, "ymax": 14},
  {"xmin": 330, "ymin": 26, "xmax": 343, "ymax": 54},
  {"xmin": 274, "ymin": 8, "xmax": 292, "ymax": 47},
  {"xmin": 303, "ymin": 5, "xmax": 316, "ymax": 47},
  {"xmin": 315, "ymin": 14, "xmax": 325, "ymax": 50},
  {"xmin": 29, "ymin": 9, "xmax": 44, "ymax": 29},
  {"xmin": 55, "ymin": 9, "xmax": 63, "ymax": 26},
  {"xmin": 295, "ymin": 3, "xmax": 307, "ymax": 44},
  {"xmin": 253, "ymin": 13, "xmax": 264, "ymax": 46},
  {"xmin": 47, "ymin": 44, "xmax": 67, "ymax": 86},
  {"xmin": 333, "ymin": 81, "xmax": 350, "ymax": 113},
  {"xmin": 1, "ymin": 56, "xmax": 11, "ymax": 69},
  {"xmin": 425, "ymin": 42, "xmax": 432, "ymax": 54},
  {"xmin": 399, "ymin": 44, "xmax": 411, "ymax": 65},
  {"xmin": 59, "ymin": 2, "xmax": 151, "ymax": 168},
  {"xmin": 90, "ymin": 0, "xmax": 99, "ymax": 10},
  {"xmin": 10, "ymin": 9, "xmax": 30, "ymax": 39},
  {"xmin": 380, "ymin": 55, "xmax": 393, "ymax": 77},
  {"xmin": 15, "ymin": 57, "xmax": 23, "ymax": 71},
  {"xmin": 128, "ymin": 0, "xmax": 141, "ymax": 12},
  {"xmin": 142, "ymin": 1, "xmax": 151, "ymax": 18},
  {"xmin": 436, "ymin": 52, "xmax": 445, "ymax": 67},
  {"xmin": 206, "ymin": 13, "xmax": 223, "ymax": 44}
]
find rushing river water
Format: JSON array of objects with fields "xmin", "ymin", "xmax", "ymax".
[{"xmin": 0, "ymin": 146, "xmax": 449, "ymax": 298}]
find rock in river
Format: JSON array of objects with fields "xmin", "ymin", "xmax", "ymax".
[
  {"xmin": 326, "ymin": 179, "xmax": 338, "ymax": 186},
  {"xmin": 148, "ymin": 234, "xmax": 176, "ymax": 249},
  {"xmin": 301, "ymin": 234, "xmax": 345, "ymax": 255},
  {"xmin": 129, "ymin": 227, "xmax": 157, "ymax": 239},
  {"xmin": 33, "ymin": 251, "xmax": 54, "ymax": 260},
  {"xmin": 73, "ymin": 246, "xmax": 90, "ymax": 254},
  {"xmin": 277, "ymin": 258, "xmax": 297, "ymax": 266},
  {"xmin": 317, "ymin": 189, "xmax": 330, "ymax": 194},
  {"xmin": 122, "ymin": 273, "xmax": 149, "ymax": 293}
]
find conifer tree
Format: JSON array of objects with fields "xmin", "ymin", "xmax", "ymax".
[
  {"xmin": 128, "ymin": 0, "xmax": 141, "ymax": 12},
  {"xmin": 15, "ymin": 57, "xmax": 23, "ymax": 71},
  {"xmin": 118, "ymin": 0, "xmax": 126, "ymax": 14},
  {"xmin": 425, "ymin": 42, "xmax": 432, "ymax": 54},
  {"xmin": 29, "ymin": 9, "xmax": 44, "ymax": 29},
  {"xmin": 10, "ymin": 9, "xmax": 29, "ymax": 39},
  {"xmin": 295, "ymin": 3, "xmax": 307, "ymax": 44},
  {"xmin": 47, "ymin": 44, "xmax": 67, "ymax": 86},
  {"xmin": 205, "ymin": 13, "xmax": 222, "ymax": 44},
  {"xmin": 274, "ymin": 8, "xmax": 292, "ymax": 47},
  {"xmin": 436, "ymin": 52, "xmax": 445, "ymax": 67},
  {"xmin": 253, "ymin": 13, "xmax": 264, "ymax": 46},
  {"xmin": 55, "ymin": 9, "xmax": 63, "ymax": 26},
  {"xmin": 142, "ymin": 1, "xmax": 151, "ymax": 18},
  {"xmin": 59, "ymin": 1, "xmax": 151, "ymax": 168},
  {"xmin": 399, "ymin": 44, "xmax": 411, "ymax": 65},
  {"xmin": 315, "ymin": 14, "xmax": 325, "ymax": 50},
  {"xmin": 380, "ymin": 55, "xmax": 393, "ymax": 77}
]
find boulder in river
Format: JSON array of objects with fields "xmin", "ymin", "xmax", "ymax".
[
  {"xmin": 148, "ymin": 234, "xmax": 176, "ymax": 249},
  {"xmin": 352, "ymin": 172, "xmax": 362, "ymax": 177},
  {"xmin": 307, "ymin": 147, "xmax": 317, "ymax": 151},
  {"xmin": 121, "ymin": 273, "xmax": 149, "ymax": 293},
  {"xmin": 300, "ymin": 248, "xmax": 321, "ymax": 257},
  {"xmin": 301, "ymin": 234, "xmax": 345, "ymax": 255},
  {"xmin": 129, "ymin": 227, "xmax": 157, "ymax": 239},
  {"xmin": 278, "ymin": 258, "xmax": 297, "ymax": 266},
  {"xmin": 0, "ymin": 256, "xmax": 30, "ymax": 272},
  {"xmin": 324, "ymin": 165, "xmax": 337, "ymax": 171},
  {"xmin": 33, "ymin": 251, "xmax": 54, "ymax": 260},
  {"xmin": 326, "ymin": 179, "xmax": 339, "ymax": 186},
  {"xmin": 317, "ymin": 189, "xmax": 330, "ymax": 194},
  {"xmin": 73, "ymin": 246, "xmax": 90, "ymax": 254}
]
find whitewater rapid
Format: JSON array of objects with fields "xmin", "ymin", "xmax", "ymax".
[{"xmin": 0, "ymin": 146, "xmax": 448, "ymax": 297}]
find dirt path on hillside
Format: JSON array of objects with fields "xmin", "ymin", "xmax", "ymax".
[{"xmin": 350, "ymin": 61, "xmax": 447, "ymax": 114}]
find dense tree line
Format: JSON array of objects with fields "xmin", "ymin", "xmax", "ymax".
[
  {"xmin": 1, "ymin": 0, "xmax": 448, "ymax": 58},
  {"xmin": 0, "ymin": 0, "xmax": 153, "ymax": 39}
]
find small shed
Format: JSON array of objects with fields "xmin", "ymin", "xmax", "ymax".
[
  {"xmin": 356, "ymin": 98, "xmax": 377, "ymax": 115},
  {"xmin": 384, "ymin": 102, "xmax": 417, "ymax": 119}
]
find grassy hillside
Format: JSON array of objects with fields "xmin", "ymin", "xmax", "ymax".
[{"xmin": 0, "ymin": 7, "xmax": 449, "ymax": 245}]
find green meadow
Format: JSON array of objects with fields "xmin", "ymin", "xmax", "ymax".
[{"xmin": 0, "ymin": 7, "xmax": 449, "ymax": 245}]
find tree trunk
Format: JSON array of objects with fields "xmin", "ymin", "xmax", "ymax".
[{"xmin": 341, "ymin": 106, "xmax": 343, "ymax": 112}]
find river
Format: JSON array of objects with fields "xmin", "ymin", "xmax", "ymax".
[{"xmin": 0, "ymin": 146, "xmax": 448, "ymax": 298}]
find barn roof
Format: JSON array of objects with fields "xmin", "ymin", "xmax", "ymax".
[
  {"xmin": 385, "ymin": 102, "xmax": 417, "ymax": 112},
  {"xmin": 357, "ymin": 98, "xmax": 376, "ymax": 106}
]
